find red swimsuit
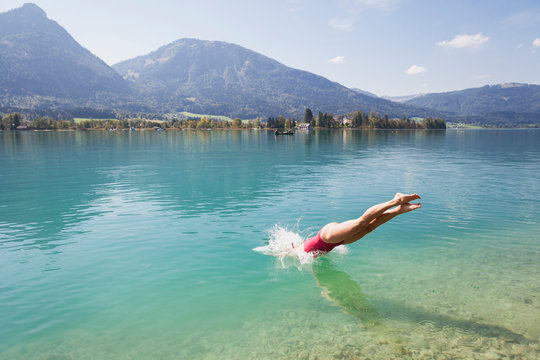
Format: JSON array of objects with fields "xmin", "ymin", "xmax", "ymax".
[{"xmin": 303, "ymin": 230, "xmax": 343, "ymax": 253}]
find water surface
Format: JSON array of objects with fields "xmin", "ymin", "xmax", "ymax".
[{"xmin": 1, "ymin": 129, "xmax": 539, "ymax": 359}]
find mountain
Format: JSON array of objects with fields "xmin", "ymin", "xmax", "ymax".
[
  {"xmin": 113, "ymin": 38, "xmax": 432, "ymax": 119},
  {"xmin": 0, "ymin": 3, "xmax": 441, "ymax": 121},
  {"xmin": 383, "ymin": 94, "xmax": 425, "ymax": 103},
  {"xmin": 0, "ymin": 3, "xmax": 128, "ymax": 109},
  {"xmin": 350, "ymin": 88, "xmax": 378, "ymax": 98},
  {"xmin": 6, "ymin": 3, "xmax": 536, "ymax": 124},
  {"xmin": 404, "ymin": 83, "xmax": 540, "ymax": 124}
]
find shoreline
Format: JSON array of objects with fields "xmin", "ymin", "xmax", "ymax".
[{"xmin": 1, "ymin": 127, "xmax": 539, "ymax": 132}]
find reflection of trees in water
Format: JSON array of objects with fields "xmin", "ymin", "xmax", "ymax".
[{"xmin": 311, "ymin": 258, "xmax": 533, "ymax": 347}]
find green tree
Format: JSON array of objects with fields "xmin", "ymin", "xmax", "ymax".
[
  {"xmin": 303, "ymin": 108, "xmax": 313, "ymax": 124},
  {"xmin": 352, "ymin": 111, "xmax": 362, "ymax": 127},
  {"xmin": 2, "ymin": 113, "xmax": 22, "ymax": 130},
  {"xmin": 316, "ymin": 111, "xmax": 323, "ymax": 127},
  {"xmin": 232, "ymin": 118, "xmax": 242, "ymax": 128},
  {"xmin": 277, "ymin": 115, "xmax": 286, "ymax": 128},
  {"xmin": 361, "ymin": 112, "xmax": 369, "ymax": 128},
  {"xmin": 326, "ymin": 113, "xmax": 334, "ymax": 128},
  {"xmin": 33, "ymin": 117, "xmax": 51, "ymax": 130},
  {"xmin": 198, "ymin": 116, "xmax": 211, "ymax": 129},
  {"xmin": 421, "ymin": 117, "xmax": 446, "ymax": 129},
  {"xmin": 434, "ymin": 118, "xmax": 447, "ymax": 129}
]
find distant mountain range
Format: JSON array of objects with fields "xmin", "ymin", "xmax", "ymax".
[
  {"xmin": 382, "ymin": 94, "xmax": 425, "ymax": 103},
  {"xmin": 0, "ymin": 3, "xmax": 438, "ymax": 120},
  {"xmin": 403, "ymin": 83, "xmax": 540, "ymax": 125},
  {"xmin": 0, "ymin": 3, "xmax": 539, "ymax": 125}
]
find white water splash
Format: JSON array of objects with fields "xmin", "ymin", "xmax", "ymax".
[{"xmin": 253, "ymin": 225, "xmax": 347, "ymax": 267}]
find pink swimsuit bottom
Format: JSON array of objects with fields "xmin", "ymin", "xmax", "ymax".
[{"xmin": 303, "ymin": 230, "xmax": 342, "ymax": 253}]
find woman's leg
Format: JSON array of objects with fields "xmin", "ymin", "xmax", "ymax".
[
  {"xmin": 364, "ymin": 202, "xmax": 421, "ymax": 233},
  {"xmin": 360, "ymin": 193, "xmax": 420, "ymax": 224},
  {"xmin": 320, "ymin": 193, "xmax": 420, "ymax": 244}
]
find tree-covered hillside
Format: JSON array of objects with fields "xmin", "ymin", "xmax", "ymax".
[
  {"xmin": 0, "ymin": 3, "xmax": 128, "ymax": 108},
  {"xmin": 113, "ymin": 38, "xmax": 435, "ymax": 119},
  {"xmin": 405, "ymin": 83, "xmax": 540, "ymax": 125}
]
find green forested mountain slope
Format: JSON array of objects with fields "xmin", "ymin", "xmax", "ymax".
[
  {"xmin": 112, "ymin": 38, "xmax": 433, "ymax": 119},
  {"xmin": 404, "ymin": 83, "xmax": 540, "ymax": 124},
  {"xmin": 0, "ymin": 3, "xmax": 128, "ymax": 108}
]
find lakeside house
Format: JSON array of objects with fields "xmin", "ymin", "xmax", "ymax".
[
  {"xmin": 333, "ymin": 115, "xmax": 352, "ymax": 126},
  {"xmin": 297, "ymin": 123, "xmax": 312, "ymax": 130}
]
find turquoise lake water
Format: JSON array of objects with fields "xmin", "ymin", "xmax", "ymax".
[{"xmin": 1, "ymin": 129, "xmax": 539, "ymax": 359}]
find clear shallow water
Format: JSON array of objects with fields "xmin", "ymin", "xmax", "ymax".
[{"xmin": 0, "ymin": 129, "xmax": 539, "ymax": 359}]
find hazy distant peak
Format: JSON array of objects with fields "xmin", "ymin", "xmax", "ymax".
[
  {"xmin": 350, "ymin": 88, "xmax": 378, "ymax": 98},
  {"xmin": 113, "ymin": 37, "xmax": 283, "ymax": 74},
  {"xmin": 152, "ymin": 38, "xmax": 271, "ymax": 61},
  {"xmin": 0, "ymin": 3, "xmax": 55, "ymax": 36},
  {"xmin": 498, "ymin": 83, "xmax": 526, "ymax": 88},
  {"xmin": 5, "ymin": 3, "xmax": 47, "ymax": 17},
  {"xmin": 404, "ymin": 83, "xmax": 540, "ymax": 117},
  {"xmin": 382, "ymin": 93, "xmax": 425, "ymax": 103},
  {"xmin": 21, "ymin": 3, "xmax": 46, "ymax": 15},
  {"xmin": 0, "ymin": 2, "xmax": 128, "ymax": 100}
]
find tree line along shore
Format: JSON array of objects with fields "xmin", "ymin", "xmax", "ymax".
[{"xmin": 0, "ymin": 109, "xmax": 446, "ymax": 131}]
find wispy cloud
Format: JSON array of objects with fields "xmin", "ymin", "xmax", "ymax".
[
  {"xmin": 329, "ymin": 56, "xmax": 345, "ymax": 64},
  {"xmin": 533, "ymin": 38, "xmax": 540, "ymax": 47},
  {"xmin": 345, "ymin": 0, "xmax": 401, "ymax": 10},
  {"xmin": 438, "ymin": 33, "xmax": 488, "ymax": 49},
  {"xmin": 504, "ymin": 10, "xmax": 540, "ymax": 28},
  {"xmin": 283, "ymin": 0, "xmax": 300, "ymax": 13},
  {"xmin": 405, "ymin": 65, "xmax": 426, "ymax": 75},
  {"xmin": 329, "ymin": 18, "xmax": 354, "ymax": 31},
  {"xmin": 330, "ymin": 0, "xmax": 401, "ymax": 31}
]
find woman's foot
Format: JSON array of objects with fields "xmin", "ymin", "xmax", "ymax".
[
  {"xmin": 394, "ymin": 193, "xmax": 420, "ymax": 205},
  {"xmin": 397, "ymin": 202, "xmax": 422, "ymax": 213}
]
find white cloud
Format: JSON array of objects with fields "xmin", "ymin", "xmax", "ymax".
[
  {"xmin": 533, "ymin": 38, "xmax": 540, "ymax": 47},
  {"xmin": 405, "ymin": 65, "xmax": 426, "ymax": 75},
  {"xmin": 329, "ymin": 56, "xmax": 345, "ymax": 64},
  {"xmin": 329, "ymin": 18, "xmax": 354, "ymax": 31},
  {"xmin": 438, "ymin": 33, "xmax": 489, "ymax": 49}
]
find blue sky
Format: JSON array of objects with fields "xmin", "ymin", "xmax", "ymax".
[{"xmin": 1, "ymin": 0, "xmax": 539, "ymax": 96}]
